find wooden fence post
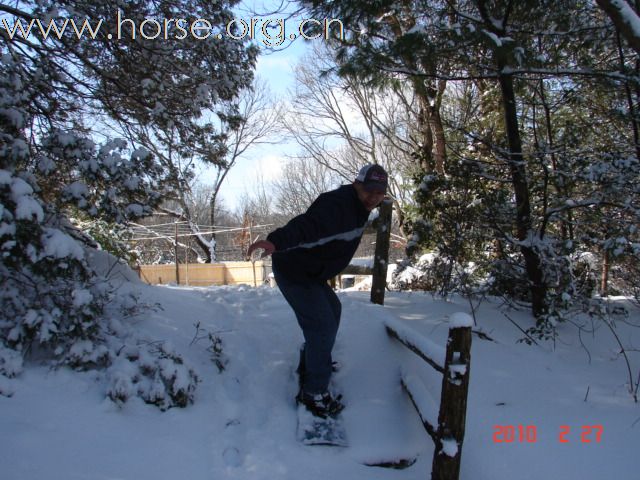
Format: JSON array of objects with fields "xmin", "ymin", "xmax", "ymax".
[
  {"xmin": 431, "ymin": 326, "xmax": 472, "ymax": 480},
  {"xmin": 174, "ymin": 222, "xmax": 180, "ymax": 285},
  {"xmin": 370, "ymin": 198, "xmax": 393, "ymax": 305}
]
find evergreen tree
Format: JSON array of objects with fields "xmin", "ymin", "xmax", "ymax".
[
  {"xmin": 299, "ymin": 0, "xmax": 640, "ymax": 324},
  {"xmin": 0, "ymin": 0, "xmax": 256, "ymax": 405}
]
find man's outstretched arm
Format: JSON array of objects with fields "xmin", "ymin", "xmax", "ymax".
[{"xmin": 247, "ymin": 239, "xmax": 276, "ymax": 259}]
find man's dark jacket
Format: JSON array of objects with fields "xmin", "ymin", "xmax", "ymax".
[{"xmin": 267, "ymin": 184, "xmax": 369, "ymax": 283}]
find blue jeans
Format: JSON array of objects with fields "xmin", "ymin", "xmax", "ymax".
[{"xmin": 272, "ymin": 266, "xmax": 341, "ymax": 394}]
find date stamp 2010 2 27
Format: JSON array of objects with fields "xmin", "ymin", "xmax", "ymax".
[{"xmin": 492, "ymin": 425, "xmax": 603, "ymax": 444}]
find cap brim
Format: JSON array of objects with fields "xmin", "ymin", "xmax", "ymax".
[{"xmin": 363, "ymin": 182, "xmax": 387, "ymax": 193}]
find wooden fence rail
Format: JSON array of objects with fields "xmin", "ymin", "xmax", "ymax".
[
  {"xmin": 137, "ymin": 261, "xmax": 270, "ymax": 287},
  {"xmin": 384, "ymin": 315, "xmax": 472, "ymax": 480}
]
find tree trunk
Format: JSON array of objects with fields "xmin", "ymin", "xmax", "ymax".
[
  {"xmin": 497, "ymin": 66, "xmax": 548, "ymax": 319},
  {"xmin": 207, "ymin": 192, "xmax": 218, "ymax": 263},
  {"xmin": 429, "ymin": 98, "xmax": 447, "ymax": 175},
  {"xmin": 537, "ymin": 77, "xmax": 573, "ymax": 241},
  {"xmin": 412, "ymin": 77, "xmax": 447, "ymax": 175},
  {"xmin": 601, "ymin": 248, "xmax": 610, "ymax": 297},
  {"xmin": 429, "ymin": 80, "xmax": 447, "ymax": 175},
  {"xmin": 416, "ymin": 89, "xmax": 435, "ymax": 172}
]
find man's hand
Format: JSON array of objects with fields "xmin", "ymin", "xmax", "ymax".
[{"xmin": 247, "ymin": 240, "xmax": 276, "ymax": 260}]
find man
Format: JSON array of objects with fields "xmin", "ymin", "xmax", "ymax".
[{"xmin": 247, "ymin": 164, "xmax": 388, "ymax": 418}]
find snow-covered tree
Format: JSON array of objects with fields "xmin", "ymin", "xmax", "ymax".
[
  {"xmin": 298, "ymin": 0, "xmax": 640, "ymax": 325},
  {"xmin": 119, "ymin": 77, "xmax": 279, "ymax": 263},
  {"xmin": 0, "ymin": 0, "xmax": 256, "ymax": 406}
]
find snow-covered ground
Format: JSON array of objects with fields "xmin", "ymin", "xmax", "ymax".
[{"xmin": 1, "ymin": 276, "xmax": 638, "ymax": 479}]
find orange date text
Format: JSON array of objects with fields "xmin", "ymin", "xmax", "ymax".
[{"xmin": 493, "ymin": 425, "xmax": 603, "ymax": 444}]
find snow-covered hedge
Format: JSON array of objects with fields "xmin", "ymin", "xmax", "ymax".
[
  {"xmin": 0, "ymin": 170, "xmax": 108, "ymax": 372},
  {"xmin": 0, "ymin": 45, "xmax": 203, "ymax": 408},
  {"xmin": 0, "ymin": 0, "xmax": 257, "ymax": 408},
  {"xmin": 390, "ymin": 253, "xmax": 480, "ymax": 295},
  {"xmin": 0, "ymin": 171, "xmax": 198, "ymax": 408},
  {"xmin": 106, "ymin": 341, "xmax": 199, "ymax": 411}
]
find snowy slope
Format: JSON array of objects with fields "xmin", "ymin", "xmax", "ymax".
[{"xmin": 1, "ymin": 280, "xmax": 638, "ymax": 480}]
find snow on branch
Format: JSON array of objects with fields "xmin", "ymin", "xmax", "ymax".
[{"xmin": 596, "ymin": 0, "xmax": 640, "ymax": 56}]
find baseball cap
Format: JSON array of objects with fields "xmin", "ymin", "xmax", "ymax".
[{"xmin": 355, "ymin": 164, "xmax": 388, "ymax": 193}]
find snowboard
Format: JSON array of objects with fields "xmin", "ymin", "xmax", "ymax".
[
  {"xmin": 296, "ymin": 403, "xmax": 348, "ymax": 447},
  {"xmin": 295, "ymin": 346, "xmax": 347, "ymax": 447}
]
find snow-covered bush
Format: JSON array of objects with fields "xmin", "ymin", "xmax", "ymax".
[
  {"xmin": 0, "ymin": 344, "xmax": 24, "ymax": 380},
  {"xmin": 566, "ymin": 251, "xmax": 599, "ymax": 299},
  {"xmin": 485, "ymin": 255, "xmax": 530, "ymax": 302},
  {"xmin": 0, "ymin": 170, "xmax": 109, "ymax": 369},
  {"xmin": 41, "ymin": 132, "xmax": 162, "ymax": 224},
  {"xmin": 1, "ymin": 0, "xmax": 256, "ymax": 407},
  {"xmin": 107, "ymin": 341, "xmax": 199, "ymax": 411},
  {"xmin": 391, "ymin": 253, "xmax": 449, "ymax": 291},
  {"xmin": 401, "ymin": 168, "xmax": 503, "ymax": 298},
  {"xmin": 613, "ymin": 252, "xmax": 640, "ymax": 305},
  {"xmin": 391, "ymin": 252, "xmax": 483, "ymax": 297},
  {"xmin": 0, "ymin": 174, "xmax": 199, "ymax": 408}
]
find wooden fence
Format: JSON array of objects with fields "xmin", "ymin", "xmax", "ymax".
[
  {"xmin": 137, "ymin": 261, "xmax": 270, "ymax": 287},
  {"xmin": 138, "ymin": 198, "xmax": 394, "ymax": 291},
  {"xmin": 384, "ymin": 314, "xmax": 473, "ymax": 480}
]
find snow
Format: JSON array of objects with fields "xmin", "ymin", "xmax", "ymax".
[
  {"xmin": 450, "ymin": 312, "xmax": 474, "ymax": 328},
  {"xmin": 131, "ymin": 147, "xmax": 150, "ymax": 160},
  {"xmin": 0, "ymin": 107, "xmax": 25, "ymax": 129},
  {"xmin": 0, "ymin": 345, "xmax": 23, "ymax": 378},
  {"xmin": 401, "ymin": 370, "xmax": 439, "ymax": 429},
  {"xmin": 482, "ymin": 29, "xmax": 502, "ymax": 47},
  {"xmin": 350, "ymin": 256, "xmax": 374, "ymax": 268},
  {"xmin": 72, "ymin": 288, "xmax": 93, "ymax": 307},
  {"xmin": 1, "ymin": 278, "xmax": 639, "ymax": 479},
  {"xmin": 448, "ymin": 363, "xmax": 467, "ymax": 382},
  {"xmin": 125, "ymin": 203, "xmax": 145, "ymax": 217},
  {"xmin": 384, "ymin": 315, "xmax": 447, "ymax": 370},
  {"xmin": 611, "ymin": 0, "xmax": 640, "ymax": 39},
  {"xmin": 9, "ymin": 174, "xmax": 44, "ymax": 222},
  {"xmin": 14, "ymin": 193, "xmax": 44, "ymax": 222},
  {"xmin": 441, "ymin": 438, "xmax": 459, "ymax": 457},
  {"xmin": 64, "ymin": 181, "xmax": 89, "ymax": 200},
  {"xmin": 41, "ymin": 228, "xmax": 85, "ymax": 260}
]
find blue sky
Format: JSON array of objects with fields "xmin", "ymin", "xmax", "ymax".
[
  {"xmin": 204, "ymin": 2, "xmax": 312, "ymax": 214},
  {"xmin": 200, "ymin": 1, "xmax": 351, "ymax": 215},
  {"xmin": 214, "ymin": 42, "xmax": 307, "ymax": 213}
]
